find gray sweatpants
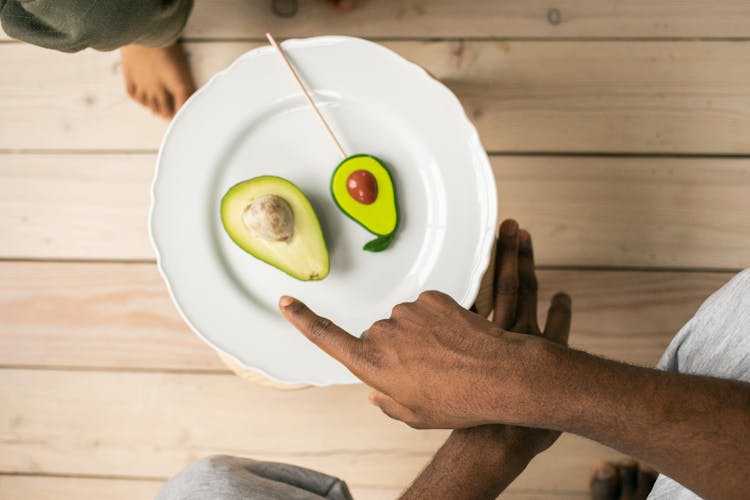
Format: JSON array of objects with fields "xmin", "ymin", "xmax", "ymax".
[
  {"xmin": 156, "ymin": 456, "xmax": 353, "ymax": 500},
  {"xmin": 158, "ymin": 270, "xmax": 750, "ymax": 500}
]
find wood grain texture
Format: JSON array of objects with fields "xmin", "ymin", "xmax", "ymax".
[
  {"xmin": 0, "ymin": 154, "xmax": 154, "ymax": 260},
  {"xmin": 0, "ymin": 261, "xmax": 226, "ymax": 372},
  {"xmin": 494, "ymin": 156, "xmax": 750, "ymax": 269},
  {"xmin": 3, "ymin": 41, "xmax": 750, "ymax": 153},
  {"xmin": 219, "ymin": 353, "xmax": 309, "ymax": 389},
  {"xmin": 0, "ymin": 475, "xmax": 586, "ymax": 500},
  {"xmin": 2, "ymin": 154, "xmax": 748, "ymax": 268},
  {"xmin": 0, "ymin": 262, "xmax": 731, "ymax": 370},
  {"xmin": 0, "ymin": 475, "xmax": 162, "ymax": 500},
  {"xmin": 3, "ymin": 1, "xmax": 750, "ymax": 41},
  {"xmin": 184, "ymin": 0, "xmax": 750, "ymax": 39},
  {"xmin": 0, "ymin": 368, "xmax": 626, "ymax": 494}
]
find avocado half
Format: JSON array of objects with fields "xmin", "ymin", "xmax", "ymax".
[
  {"xmin": 220, "ymin": 176, "xmax": 329, "ymax": 281},
  {"xmin": 330, "ymin": 154, "xmax": 399, "ymax": 252}
]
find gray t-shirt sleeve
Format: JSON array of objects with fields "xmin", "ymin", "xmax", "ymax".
[
  {"xmin": 648, "ymin": 269, "xmax": 750, "ymax": 500},
  {"xmin": 0, "ymin": 0, "xmax": 193, "ymax": 52}
]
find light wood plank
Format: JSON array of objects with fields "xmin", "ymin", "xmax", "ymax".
[
  {"xmin": 2, "ymin": 1, "xmax": 749, "ymax": 41},
  {"xmin": 0, "ymin": 475, "xmax": 585, "ymax": 500},
  {"xmin": 0, "ymin": 261, "xmax": 226, "ymax": 372},
  {"xmin": 0, "ymin": 262, "xmax": 731, "ymax": 370},
  {"xmin": 2, "ymin": 154, "xmax": 749, "ymax": 268},
  {"xmin": 0, "ymin": 475, "xmax": 162, "ymax": 500},
  {"xmin": 3, "ymin": 41, "xmax": 750, "ymax": 153},
  {"xmin": 495, "ymin": 156, "xmax": 750, "ymax": 268},
  {"xmin": 0, "ymin": 154, "xmax": 154, "ymax": 260},
  {"xmin": 184, "ymin": 0, "xmax": 750, "ymax": 39},
  {"xmin": 0, "ymin": 368, "xmax": 627, "ymax": 493}
]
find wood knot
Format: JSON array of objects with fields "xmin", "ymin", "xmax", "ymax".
[
  {"xmin": 547, "ymin": 8, "xmax": 562, "ymax": 26},
  {"xmin": 272, "ymin": 0, "xmax": 298, "ymax": 18},
  {"xmin": 451, "ymin": 40, "xmax": 466, "ymax": 68}
]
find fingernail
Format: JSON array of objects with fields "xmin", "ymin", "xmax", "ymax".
[
  {"xmin": 500, "ymin": 219, "xmax": 518, "ymax": 236},
  {"xmin": 552, "ymin": 293, "xmax": 572, "ymax": 307},
  {"xmin": 519, "ymin": 229, "xmax": 531, "ymax": 242},
  {"xmin": 596, "ymin": 463, "xmax": 615, "ymax": 479},
  {"xmin": 279, "ymin": 295, "xmax": 295, "ymax": 308}
]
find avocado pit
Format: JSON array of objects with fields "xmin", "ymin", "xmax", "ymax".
[
  {"xmin": 346, "ymin": 169, "xmax": 378, "ymax": 205},
  {"xmin": 242, "ymin": 194, "xmax": 295, "ymax": 242}
]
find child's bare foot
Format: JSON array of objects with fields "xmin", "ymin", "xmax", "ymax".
[
  {"xmin": 120, "ymin": 44, "xmax": 196, "ymax": 119},
  {"xmin": 590, "ymin": 460, "xmax": 658, "ymax": 500}
]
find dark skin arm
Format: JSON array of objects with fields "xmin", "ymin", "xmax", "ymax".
[
  {"xmin": 401, "ymin": 221, "xmax": 570, "ymax": 499},
  {"xmin": 278, "ymin": 220, "xmax": 750, "ymax": 499},
  {"xmin": 399, "ymin": 425, "xmax": 539, "ymax": 500}
]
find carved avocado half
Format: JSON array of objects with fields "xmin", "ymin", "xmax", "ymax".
[{"xmin": 330, "ymin": 154, "xmax": 399, "ymax": 252}]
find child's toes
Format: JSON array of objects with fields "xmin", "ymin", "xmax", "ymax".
[
  {"xmin": 617, "ymin": 459, "xmax": 639, "ymax": 499},
  {"xmin": 137, "ymin": 90, "xmax": 150, "ymax": 108},
  {"xmin": 635, "ymin": 465, "xmax": 658, "ymax": 499},
  {"xmin": 150, "ymin": 95, "xmax": 162, "ymax": 117},
  {"xmin": 171, "ymin": 86, "xmax": 193, "ymax": 115},
  {"xmin": 162, "ymin": 93, "xmax": 177, "ymax": 119},
  {"xmin": 152, "ymin": 88, "xmax": 172, "ymax": 118},
  {"xmin": 590, "ymin": 462, "xmax": 620, "ymax": 500},
  {"xmin": 126, "ymin": 81, "xmax": 137, "ymax": 100}
]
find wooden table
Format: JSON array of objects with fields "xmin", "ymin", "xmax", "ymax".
[{"xmin": 1, "ymin": 1, "xmax": 749, "ymax": 498}]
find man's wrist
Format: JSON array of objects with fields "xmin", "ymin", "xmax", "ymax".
[
  {"xmin": 486, "ymin": 335, "xmax": 578, "ymax": 430},
  {"xmin": 399, "ymin": 431, "xmax": 503, "ymax": 500},
  {"xmin": 481, "ymin": 333, "xmax": 568, "ymax": 429},
  {"xmin": 408, "ymin": 429, "xmax": 535, "ymax": 499},
  {"xmin": 448, "ymin": 426, "xmax": 538, "ymax": 465}
]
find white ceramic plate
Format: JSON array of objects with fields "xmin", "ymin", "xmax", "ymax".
[{"xmin": 151, "ymin": 36, "xmax": 496, "ymax": 386}]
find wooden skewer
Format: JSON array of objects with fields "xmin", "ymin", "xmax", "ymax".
[{"xmin": 266, "ymin": 32, "xmax": 348, "ymax": 160}]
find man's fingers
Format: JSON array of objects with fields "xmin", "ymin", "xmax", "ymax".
[
  {"xmin": 516, "ymin": 229, "xmax": 540, "ymax": 334},
  {"xmin": 493, "ymin": 219, "xmax": 519, "ymax": 329},
  {"xmin": 369, "ymin": 391, "xmax": 420, "ymax": 426},
  {"xmin": 543, "ymin": 293, "xmax": 572, "ymax": 346},
  {"xmin": 279, "ymin": 296, "xmax": 365, "ymax": 372}
]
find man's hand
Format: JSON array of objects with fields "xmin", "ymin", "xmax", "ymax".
[
  {"xmin": 442, "ymin": 220, "xmax": 571, "ymax": 456},
  {"xmin": 400, "ymin": 220, "xmax": 571, "ymax": 500},
  {"xmin": 279, "ymin": 220, "xmax": 750, "ymax": 499},
  {"xmin": 278, "ymin": 220, "xmax": 571, "ymax": 429},
  {"xmin": 280, "ymin": 221, "xmax": 750, "ymax": 499},
  {"xmin": 280, "ymin": 289, "xmax": 519, "ymax": 428}
]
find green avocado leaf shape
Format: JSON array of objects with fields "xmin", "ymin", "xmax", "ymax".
[
  {"xmin": 330, "ymin": 154, "xmax": 399, "ymax": 252},
  {"xmin": 220, "ymin": 176, "xmax": 330, "ymax": 281}
]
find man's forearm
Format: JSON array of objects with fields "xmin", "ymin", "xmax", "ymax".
[
  {"xmin": 524, "ymin": 343, "xmax": 750, "ymax": 498},
  {"xmin": 399, "ymin": 428, "xmax": 535, "ymax": 500}
]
